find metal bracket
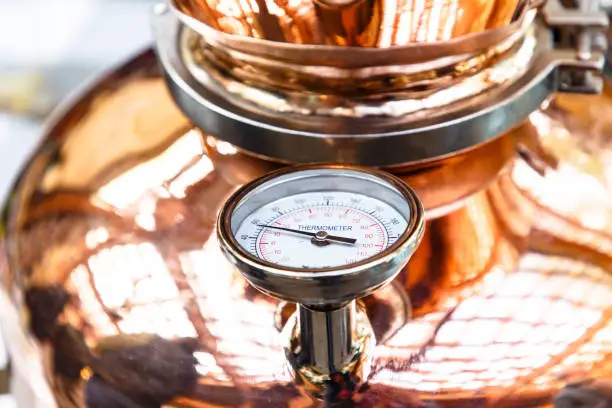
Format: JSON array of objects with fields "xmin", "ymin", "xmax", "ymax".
[{"xmin": 543, "ymin": 0, "xmax": 608, "ymax": 93}]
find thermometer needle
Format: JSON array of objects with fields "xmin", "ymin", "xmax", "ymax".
[{"xmin": 257, "ymin": 224, "xmax": 357, "ymax": 245}]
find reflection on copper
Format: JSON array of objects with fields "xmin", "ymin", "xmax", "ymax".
[
  {"xmin": 40, "ymin": 78, "xmax": 190, "ymax": 192},
  {"xmin": 373, "ymin": 254, "xmax": 612, "ymax": 396},
  {"xmin": 94, "ymin": 129, "xmax": 209, "ymax": 211},
  {"xmin": 84, "ymin": 228, "xmax": 110, "ymax": 250},
  {"xmin": 184, "ymin": 15, "xmax": 537, "ymax": 118},
  {"xmin": 174, "ymin": 0, "xmax": 520, "ymax": 46},
  {"xmin": 526, "ymin": 109, "xmax": 612, "ymax": 231}
]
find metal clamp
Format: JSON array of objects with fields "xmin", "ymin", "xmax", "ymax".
[{"xmin": 543, "ymin": 0, "xmax": 608, "ymax": 93}]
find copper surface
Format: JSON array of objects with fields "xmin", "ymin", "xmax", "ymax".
[
  {"xmin": 182, "ymin": 15, "xmax": 537, "ymax": 118},
  {"xmin": 173, "ymin": 0, "xmax": 523, "ymax": 46},
  {"xmin": 1, "ymin": 50, "xmax": 611, "ymax": 407}
]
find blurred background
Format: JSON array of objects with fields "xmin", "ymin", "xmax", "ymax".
[{"xmin": 0, "ymin": 0, "xmax": 157, "ymax": 405}]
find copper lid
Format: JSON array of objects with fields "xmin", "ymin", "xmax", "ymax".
[{"xmin": 172, "ymin": 0, "xmax": 525, "ymax": 47}]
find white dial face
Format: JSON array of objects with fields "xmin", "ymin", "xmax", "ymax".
[{"xmin": 234, "ymin": 191, "xmax": 408, "ymax": 268}]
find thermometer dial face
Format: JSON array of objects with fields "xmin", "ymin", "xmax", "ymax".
[{"xmin": 234, "ymin": 191, "xmax": 408, "ymax": 268}]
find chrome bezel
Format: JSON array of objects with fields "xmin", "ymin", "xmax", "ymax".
[{"xmin": 217, "ymin": 164, "xmax": 425, "ymax": 305}]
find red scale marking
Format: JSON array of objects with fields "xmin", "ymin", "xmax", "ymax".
[{"xmin": 257, "ymin": 205, "xmax": 389, "ymax": 262}]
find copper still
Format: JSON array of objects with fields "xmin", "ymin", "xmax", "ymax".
[{"xmin": 1, "ymin": 0, "xmax": 612, "ymax": 406}]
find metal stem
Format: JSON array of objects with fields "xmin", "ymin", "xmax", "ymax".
[{"xmin": 298, "ymin": 302, "xmax": 355, "ymax": 374}]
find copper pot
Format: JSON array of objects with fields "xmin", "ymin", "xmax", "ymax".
[{"xmin": 1, "ymin": 0, "xmax": 612, "ymax": 407}]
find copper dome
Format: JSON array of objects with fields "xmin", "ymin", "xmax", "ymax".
[{"xmin": 172, "ymin": 0, "xmax": 526, "ymax": 46}]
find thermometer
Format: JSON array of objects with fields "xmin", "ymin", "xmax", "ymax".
[{"xmin": 217, "ymin": 164, "xmax": 424, "ymax": 396}]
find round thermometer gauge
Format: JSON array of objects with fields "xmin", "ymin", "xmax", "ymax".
[{"xmin": 218, "ymin": 166, "xmax": 424, "ymax": 297}]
